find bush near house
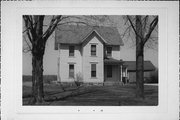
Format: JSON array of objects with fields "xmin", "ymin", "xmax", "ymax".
[{"xmin": 74, "ymin": 72, "xmax": 83, "ymax": 87}]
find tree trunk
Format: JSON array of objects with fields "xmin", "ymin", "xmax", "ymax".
[
  {"xmin": 30, "ymin": 52, "xmax": 44, "ymax": 104},
  {"xmin": 136, "ymin": 15, "xmax": 144, "ymax": 98},
  {"xmin": 23, "ymin": 15, "xmax": 63, "ymax": 104},
  {"xmin": 136, "ymin": 43, "xmax": 144, "ymax": 98}
]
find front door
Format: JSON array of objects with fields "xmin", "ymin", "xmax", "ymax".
[{"xmin": 104, "ymin": 65, "xmax": 120, "ymax": 82}]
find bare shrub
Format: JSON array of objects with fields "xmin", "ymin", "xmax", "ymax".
[{"xmin": 74, "ymin": 72, "xmax": 83, "ymax": 87}]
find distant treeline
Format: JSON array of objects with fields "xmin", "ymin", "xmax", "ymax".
[{"xmin": 23, "ymin": 75, "xmax": 57, "ymax": 83}]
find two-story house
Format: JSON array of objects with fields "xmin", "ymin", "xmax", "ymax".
[{"xmin": 54, "ymin": 25, "xmax": 126, "ymax": 84}]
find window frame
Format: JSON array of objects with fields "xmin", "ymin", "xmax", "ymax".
[
  {"xmin": 69, "ymin": 64, "xmax": 74, "ymax": 78},
  {"xmin": 107, "ymin": 46, "xmax": 112, "ymax": 57},
  {"xmin": 91, "ymin": 44, "xmax": 96, "ymax": 56},
  {"xmin": 69, "ymin": 45, "xmax": 75, "ymax": 57},
  {"xmin": 91, "ymin": 63, "xmax": 97, "ymax": 78}
]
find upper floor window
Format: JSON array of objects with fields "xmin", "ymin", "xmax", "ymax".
[
  {"xmin": 91, "ymin": 64, "xmax": 96, "ymax": 77},
  {"xmin": 69, "ymin": 46, "xmax": 74, "ymax": 56},
  {"xmin": 69, "ymin": 64, "xmax": 74, "ymax": 78},
  {"xmin": 107, "ymin": 47, "xmax": 112, "ymax": 57},
  {"xmin": 91, "ymin": 45, "xmax": 96, "ymax": 56}
]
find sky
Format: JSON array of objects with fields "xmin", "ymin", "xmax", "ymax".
[{"xmin": 23, "ymin": 15, "xmax": 158, "ymax": 75}]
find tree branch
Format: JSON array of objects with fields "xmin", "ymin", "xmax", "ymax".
[
  {"xmin": 23, "ymin": 21, "xmax": 38, "ymax": 33},
  {"xmin": 143, "ymin": 16, "xmax": 158, "ymax": 45},
  {"xmin": 42, "ymin": 15, "xmax": 62, "ymax": 41},
  {"xmin": 26, "ymin": 30, "xmax": 33, "ymax": 43},
  {"xmin": 57, "ymin": 21, "xmax": 91, "ymax": 26},
  {"xmin": 23, "ymin": 35, "xmax": 32, "ymax": 53},
  {"xmin": 127, "ymin": 15, "xmax": 143, "ymax": 40},
  {"xmin": 142, "ymin": 15, "xmax": 149, "ymax": 35},
  {"xmin": 120, "ymin": 25, "xmax": 132, "ymax": 39},
  {"xmin": 23, "ymin": 16, "xmax": 33, "ymax": 43}
]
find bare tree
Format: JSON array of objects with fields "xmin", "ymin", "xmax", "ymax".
[
  {"xmin": 23, "ymin": 15, "xmax": 107, "ymax": 104},
  {"xmin": 23, "ymin": 15, "xmax": 63, "ymax": 104},
  {"xmin": 126, "ymin": 15, "xmax": 158, "ymax": 98}
]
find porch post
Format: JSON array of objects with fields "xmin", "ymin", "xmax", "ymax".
[
  {"xmin": 125, "ymin": 68, "xmax": 128, "ymax": 83},
  {"xmin": 118, "ymin": 64, "xmax": 120, "ymax": 83},
  {"xmin": 120, "ymin": 65, "xmax": 122, "ymax": 82},
  {"xmin": 126, "ymin": 68, "xmax": 127, "ymax": 77},
  {"xmin": 57, "ymin": 44, "xmax": 61, "ymax": 82}
]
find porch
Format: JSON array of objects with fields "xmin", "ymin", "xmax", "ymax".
[{"xmin": 104, "ymin": 58, "xmax": 128, "ymax": 84}]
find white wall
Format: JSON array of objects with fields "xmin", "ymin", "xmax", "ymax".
[
  {"xmin": 82, "ymin": 34, "xmax": 104, "ymax": 83},
  {"xmin": 104, "ymin": 45, "xmax": 121, "ymax": 60},
  {"xmin": 59, "ymin": 44, "xmax": 82, "ymax": 82},
  {"xmin": 112, "ymin": 46, "xmax": 121, "ymax": 60}
]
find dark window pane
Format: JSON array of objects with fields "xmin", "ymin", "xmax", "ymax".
[
  {"xmin": 91, "ymin": 71, "xmax": 96, "ymax": 77},
  {"xmin": 107, "ymin": 65, "xmax": 112, "ymax": 77},
  {"xmin": 91, "ymin": 64, "xmax": 96, "ymax": 77},
  {"xmin": 69, "ymin": 64, "xmax": 74, "ymax": 78},
  {"xmin": 91, "ymin": 45, "xmax": 96, "ymax": 56},
  {"xmin": 69, "ymin": 46, "xmax": 74, "ymax": 56},
  {"xmin": 91, "ymin": 64, "xmax": 96, "ymax": 71},
  {"xmin": 107, "ymin": 47, "xmax": 112, "ymax": 57}
]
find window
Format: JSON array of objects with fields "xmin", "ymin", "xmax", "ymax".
[
  {"xmin": 91, "ymin": 45, "xmax": 96, "ymax": 56},
  {"xmin": 91, "ymin": 64, "xmax": 96, "ymax": 77},
  {"xmin": 69, "ymin": 46, "xmax": 74, "ymax": 56},
  {"xmin": 107, "ymin": 65, "xmax": 112, "ymax": 78},
  {"xmin": 69, "ymin": 64, "xmax": 74, "ymax": 78},
  {"xmin": 107, "ymin": 47, "xmax": 112, "ymax": 57}
]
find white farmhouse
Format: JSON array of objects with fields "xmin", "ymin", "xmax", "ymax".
[{"xmin": 54, "ymin": 25, "xmax": 127, "ymax": 85}]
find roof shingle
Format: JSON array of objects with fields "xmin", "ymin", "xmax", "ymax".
[
  {"xmin": 124, "ymin": 61, "xmax": 156, "ymax": 71},
  {"xmin": 55, "ymin": 25, "xmax": 123, "ymax": 49}
]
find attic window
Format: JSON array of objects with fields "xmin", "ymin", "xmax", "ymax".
[
  {"xmin": 91, "ymin": 45, "xmax": 96, "ymax": 56},
  {"xmin": 69, "ymin": 46, "xmax": 74, "ymax": 56},
  {"xmin": 107, "ymin": 47, "xmax": 112, "ymax": 57}
]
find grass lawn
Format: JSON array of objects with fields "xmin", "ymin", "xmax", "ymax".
[{"xmin": 23, "ymin": 82, "xmax": 158, "ymax": 106}]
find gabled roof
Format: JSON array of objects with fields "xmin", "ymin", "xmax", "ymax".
[
  {"xmin": 123, "ymin": 61, "xmax": 156, "ymax": 71},
  {"xmin": 55, "ymin": 25, "xmax": 124, "ymax": 49}
]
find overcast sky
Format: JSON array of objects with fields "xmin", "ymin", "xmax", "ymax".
[{"xmin": 23, "ymin": 15, "xmax": 158, "ymax": 75}]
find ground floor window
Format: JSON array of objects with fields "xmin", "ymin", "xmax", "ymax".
[
  {"xmin": 91, "ymin": 64, "xmax": 96, "ymax": 77},
  {"xmin": 107, "ymin": 65, "xmax": 112, "ymax": 78},
  {"xmin": 69, "ymin": 64, "xmax": 74, "ymax": 78}
]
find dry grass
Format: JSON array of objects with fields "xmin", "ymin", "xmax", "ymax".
[{"xmin": 23, "ymin": 82, "xmax": 158, "ymax": 106}]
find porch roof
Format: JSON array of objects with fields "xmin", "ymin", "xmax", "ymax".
[{"xmin": 104, "ymin": 58, "xmax": 123, "ymax": 65}]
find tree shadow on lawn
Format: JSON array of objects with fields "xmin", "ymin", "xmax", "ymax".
[
  {"xmin": 23, "ymin": 85, "xmax": 99, "ymax": 105},
  {"xmin": 44, "ymin": 88, "xmax": 98, "ymax": 103},
  {"xmin": 23, "ymin": 84, "xmax": 158, "ymax": 106},
  {"xmin": 23, "ymin": 84, "xmax": 79, "ymax": 98},
  {"xmin": 46, "ymin": 85, "xmax": 158, "ymax": 106}
]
